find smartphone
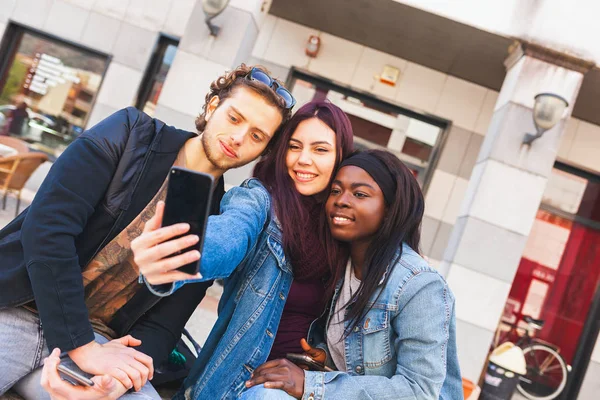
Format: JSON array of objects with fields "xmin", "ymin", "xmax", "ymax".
[
  {"xmin": 57, "ymin": 364, "xmax": 94, "ymax": 387},
  {"xmin": 286, "ymin": 353, "xmax": 334, "ymax": 372},
  {"xmin": 163, "ymin": 167, "xmax": 214, "ymax": 275}
]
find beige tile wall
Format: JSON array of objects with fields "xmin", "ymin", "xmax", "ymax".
[
  {"xmin": 447, "ymin": 264, "xmax": 512, "ymax": 332},
  {"xmin": 111, "ymin": 22, "xmax": 157, "ymax": 70},
  {"xmin": 95, "ymin": 62, "xmax": 143, "ymax": 108},
  {"xmin": 351, "ymin": 48, "xmax": 408, "ymax": 100},
  {"xmin": 395, "ymin": 62, "xmax": 447, "ymax": 114},
  {"xmin": 44, "ymin": 0, "xmax": 90, "ymax": 42},
  {"xmin": 11, "ymin": 0, "xmax": 54, "ymax": 28},
  {"xmin": 261, "ymin": 18, "xmax": 317, "ymax": 69},
  {"xmin": 307, "ymin": 33, "xmax": 363, "ymax": 85},
  {"xmin": 124, "ymin": 0, "xmax": 172, "ymax": 32},
  {"xmin": 91, "ymin": 0, "xmax": 129, "ymax": 20},
  {"xmin": 0, "ymin": 0, "xmax": 17, "ymax": 22},
  {"xmin": 425, "ymin": 170, "xmax": 458, "ymax": 221},
  {"xmin": 61, "ymin": 0, "xmax": 95, "ymax": 9},
  {"xmin": 434, "ymin": 76, "xmax": 487, "ymax": 132},
  {"xmin": 80, "ymin": 12, "xmax": 122, "ymax": 54},
  {"xmin": 157, "ymin": 51, "xmax": 228, "ymax": 117},
  {"xmin": 162, "ymin": 0, "xmax": 196, "ymax": 38}
]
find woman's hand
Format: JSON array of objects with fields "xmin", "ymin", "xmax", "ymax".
[
  {"xmin": 300, "ymin": 338, "xmax": 327, "ymax": 366},
  {"xmin": 131, "ymin": 201, "xmax": 202, "ymax": 285},
  {"xmin": 41, "ymin": 349, "xmax": 128, "ymax": 400},
  {"xmin": 245, "ymin": 359, "xmax": 305, "ymax": 399}
]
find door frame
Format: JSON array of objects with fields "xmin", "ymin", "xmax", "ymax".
[{"xmin": 548, "ymin": 161, "xmax": 600, "ymax": 400}]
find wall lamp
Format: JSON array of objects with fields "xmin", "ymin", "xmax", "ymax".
[
  {"xmin": 202, "ymin": 0, "xmax": 230, "ymax": 36},
  {"xmin": 523, "ymin": 93, "xmax": 569, "ymax": 146}
]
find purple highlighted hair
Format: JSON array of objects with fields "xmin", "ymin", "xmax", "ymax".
[{"xmin": 254, "ymin": 100, "xmax": 354, "ymax": 282}]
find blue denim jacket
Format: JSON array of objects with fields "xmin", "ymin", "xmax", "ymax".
[
  {"xmin": 303, "ymin": 244, "xmax": 464, "ymax": 400},
  {"xmin": 148, "ymin": 178, "xmax": 294, "ymax": 399}
]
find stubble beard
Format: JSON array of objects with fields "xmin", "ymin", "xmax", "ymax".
[{"xmin": 201, "ymin": 131, "xmax": 245, "ymax": 171}]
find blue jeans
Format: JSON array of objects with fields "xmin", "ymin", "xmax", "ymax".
[
  {"xmin": 239, "ymin": 384, "xmax": 295, "ymax": 399},
  {"xmin": 0, "ymin": 307, "xmax": 160, "ymax": 399}
]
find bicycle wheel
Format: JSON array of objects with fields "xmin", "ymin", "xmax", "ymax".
[{"xmin": 517, "ymin": 344, "xmax": 568, "ymax": 400}]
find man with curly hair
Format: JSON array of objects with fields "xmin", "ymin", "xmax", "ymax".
[{"xmin": 0, "ymin": 64, "xmax": 294, "ymax": 399}]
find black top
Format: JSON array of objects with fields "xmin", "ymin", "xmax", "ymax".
[{"xmin": 0, "ymin": 107, "xmax": 224, "ymax": 366}]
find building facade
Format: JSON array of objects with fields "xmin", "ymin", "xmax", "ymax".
[{"xmin": 1, "ymin": 0, "xmax": 599, "ymax": 398}]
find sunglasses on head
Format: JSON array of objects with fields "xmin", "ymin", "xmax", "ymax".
[{"xmin": 246, "ymin": 67, "xmax": 296, "ymax": 109}]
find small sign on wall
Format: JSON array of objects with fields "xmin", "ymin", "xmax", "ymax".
[{"xmin": 379, "ymin": 65, "xmax": 400, "ymax": 86}]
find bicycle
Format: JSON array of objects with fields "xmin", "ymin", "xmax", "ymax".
[{"xmin": 492, "ymin": 315, "xmax": 569, "ymax": 400}]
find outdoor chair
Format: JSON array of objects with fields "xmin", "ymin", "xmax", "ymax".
[
  {"xmin": 0, "ymin": 136, "xmax": 30, "ymax": 154},
  {"xmin": 0, "ymin": 152, "xmax": 48, "ymax": 216}
]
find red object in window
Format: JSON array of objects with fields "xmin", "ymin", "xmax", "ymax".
[{"xmin": 504, "ymin": 180, "xmax": 600, "ymax": 365}]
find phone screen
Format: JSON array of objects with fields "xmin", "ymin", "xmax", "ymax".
[{"xmin": 162, "ymin": 167, "xmax": 214, "ymax": 275}]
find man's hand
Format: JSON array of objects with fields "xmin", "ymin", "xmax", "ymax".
[
  {"xmin": 41, "ymin": 348, "xmax": 128, "ymax": 400},
  {"xmin": 131, "ymin": 201, "xmax": 202, "ymax": 285},
  {"xmin": 245, "ymin": 359, "xmax": 305, "ymax": 399},
  {"xmin": 67, "ymin": 335, "xmax": 153, "ymax": 392}
]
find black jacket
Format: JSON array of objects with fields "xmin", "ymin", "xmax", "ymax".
[{"xmin": 0, "ymin": 107, "xmax": 224, "ymax": 364}]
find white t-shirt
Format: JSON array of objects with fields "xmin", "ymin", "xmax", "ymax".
[{"xmin": 327, "ymin": 262, "xmax": 362, "ymax": 371}]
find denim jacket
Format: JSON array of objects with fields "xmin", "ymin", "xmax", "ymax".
[
  {"xmin": 304, "ymin": 244, "xmax": 464, "ymax": 400},
  {"xmin": 148, "ymin": 178, "xmax": 294, "ymax": 399}
]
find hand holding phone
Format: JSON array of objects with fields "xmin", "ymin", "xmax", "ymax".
[
  {"xmin": 42, "ymin": 348, "xmax": 127, "ymax": 399},
  {"xmin": 286, "ymin": 353, "xmax": 334, "ymax": 372},
  {"xmin": 57, "ymin": 364, "xmax": 95, "ymax": 387},
  {"xmin": 162, "ymin": 167, "xmax": 214, "ymax": 275}
]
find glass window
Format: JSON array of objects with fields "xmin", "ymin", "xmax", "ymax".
[
  {"xmin": 0, "ymin": 25, "xmax": 109, "ymax": 156},
  {"xmin": 289, "ymin": 72, "xmax": 446, "ymax": 187},
  {"xmin": 136, "ymin": 35, "xmax": 179, "ymax": 116},
  {"xmin": 497, "ymin": 166, "xmax": 600, "ymax": 368}
]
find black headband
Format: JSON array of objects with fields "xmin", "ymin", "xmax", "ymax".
[{"xmin": 338, "ymin": 152, "xmax": 396, "ymax": 204}]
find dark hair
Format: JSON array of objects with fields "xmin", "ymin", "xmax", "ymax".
[
  {"xmin": 195, "ymin": 64, "xmax": 292, "ymax": 135},
  {"xmin": 254, "ymin": 100, "xmax": 354, "ymax": 283},
  {"xmin": 333, "ymin": 149, "xmax": 425, "ymax": 335}
]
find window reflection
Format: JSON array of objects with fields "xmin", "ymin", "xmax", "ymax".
[
  {"xmin": 498, "ymin": 167, "xmax": 600, "ymax": 366},
  {"xmin": 0, "ymin": 30, "xmax": 108, "ymax": 156}
]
